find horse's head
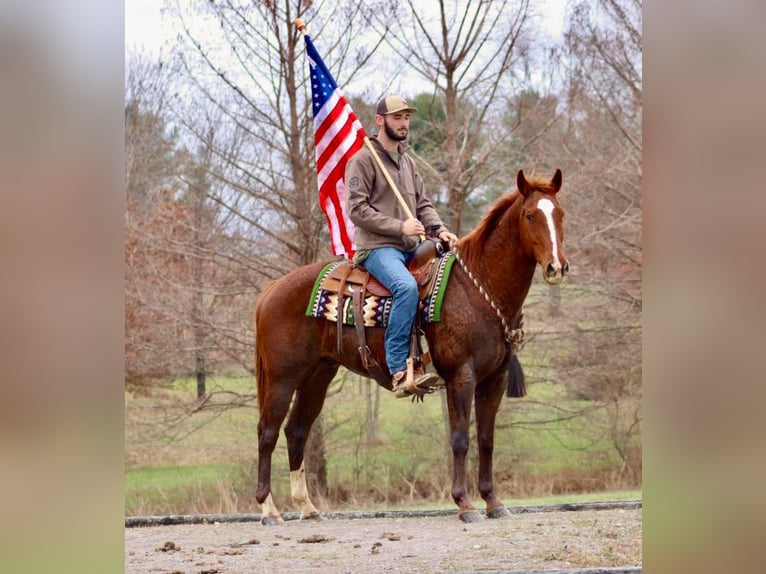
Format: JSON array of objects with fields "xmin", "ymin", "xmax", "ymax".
[{"xmin": 516, "ymin": 169, "xmax": 569, "ymax": 285}]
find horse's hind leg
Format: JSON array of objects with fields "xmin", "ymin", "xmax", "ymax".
[
  {"xmin": 475, "ymin": 371, "xmax": 512, "ymax": 519},
  {"xmin": 284, "ymin": 361, "xmax": 338, "ymax": 520},
  {"xmin": 256, "ymin": 374, "xmax": 297, "ymax": 526}
]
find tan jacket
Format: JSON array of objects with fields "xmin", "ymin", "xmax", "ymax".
[{"xmin": 345, "ymin": 136, "xmax": 447, "ymax": 254}]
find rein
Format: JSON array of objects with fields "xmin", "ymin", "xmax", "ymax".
[{"xmin": 452, "ymin": 248, "xmax": 525, "ymax": 353}]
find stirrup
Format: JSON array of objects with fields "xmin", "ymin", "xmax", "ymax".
[{"xmin": 393, "ymin": 358, "xmax": 442, "ymax": 399}]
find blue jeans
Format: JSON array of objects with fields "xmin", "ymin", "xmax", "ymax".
[{"xmin": 362, "ymin": 247, "xmax": 417, "ymax": 375}]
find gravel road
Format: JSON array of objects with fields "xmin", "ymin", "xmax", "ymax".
[{"xmin": 125, "ymin": 502, "xmax": 642, "ymax": 573}]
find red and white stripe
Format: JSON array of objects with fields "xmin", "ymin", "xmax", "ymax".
[{"xmin": 313, "ymin": 90, "xmax": 366, "ymax": 259}]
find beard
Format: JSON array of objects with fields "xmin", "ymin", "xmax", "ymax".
[{"xmin": 383, "ymin": 118, "xmax": 408, "ymax": 142}]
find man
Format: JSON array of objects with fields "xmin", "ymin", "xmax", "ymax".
[{"xmin": 345, "ymin": 95, "xmax": 459, "ymax": 397}]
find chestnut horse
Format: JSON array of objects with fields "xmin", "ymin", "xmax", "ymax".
[{"xmin": 254, "ymin": 169, "xmax": 568, "ymax": 524}]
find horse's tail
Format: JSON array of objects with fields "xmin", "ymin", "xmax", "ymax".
[
  {"xmin": 254, "ymin": 281, "xmax": 276, "ymax": 414},
  {"xmin": 255, "ymin": 338, "xmax": 267, "ymax": 414},
  {"xmin": 506, "ymin": 354, "xmax": 527, "ymax": 398}
]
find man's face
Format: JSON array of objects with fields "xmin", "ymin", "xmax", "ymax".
[{"xmin": 382, "ymin": 112, "xmax": 410, "ymax": 142}]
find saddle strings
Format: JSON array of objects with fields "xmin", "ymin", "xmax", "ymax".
[{"xmin": 452, "ymin": 248, "xmax": 525, "ymax": 353}]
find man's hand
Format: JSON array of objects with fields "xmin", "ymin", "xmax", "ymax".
[
  {"xmin": 402, "ymin": 218, "xmax": 425, "ymax": 236},
  {"xmin": 439, "ymin": 230, "xmax": 459, "ymax": 248}
]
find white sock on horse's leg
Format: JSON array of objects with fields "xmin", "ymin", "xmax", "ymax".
[{"xmin": 290, "ymin": 463, "xmax": 319, "ymax": 519}]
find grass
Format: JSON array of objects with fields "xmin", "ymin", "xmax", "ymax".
[
  {"xmin": 125, "ymin": 464, "xmax": 236, "ymax": 514},
  {"xmin": 322, "ymin": 378, "xmax": 633, "ymax": 490},
  {"xmin": 126, "ymin": 463, "xmax": 234, "ymax": 493},
  {"xmin": 126, "ymin": 372, "xmax": 641, "ymax": 515}
]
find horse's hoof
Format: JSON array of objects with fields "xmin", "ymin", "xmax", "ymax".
[
  {"xmin": 458, "ymin": 509, "xmax": 484, "ymax": 523},
  {"xmin": 261, "ymin": 515, "xmax": 283, "ymax": 526},
  {"xmin": 300, "ymin": 512, "xmax": 323, "ymax": 521},
  {"xmin": 486, "ymin": 506, "xmax": 512, "ymax": 519}
]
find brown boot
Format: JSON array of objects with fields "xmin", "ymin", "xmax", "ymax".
[
  {"xmin": 391, "ymin": 370, "xmax": 407, "ymax": 393},
  {"xmin": 392, "ymin": 368, "xmax": 441, "ymax": 399}
]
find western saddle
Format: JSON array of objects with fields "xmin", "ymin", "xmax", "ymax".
[{"xmin": 318, "ymin": 238, "xmax": 445, "ymax": 390}]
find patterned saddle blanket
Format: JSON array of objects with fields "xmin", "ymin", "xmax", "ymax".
[{"xmin": 306, "ymin": 253, "xmax": 456, "ymax": 327}]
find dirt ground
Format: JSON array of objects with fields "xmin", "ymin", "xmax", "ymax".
[{"xmin": 125, "ymin": 505, "xmax": 641, "ymax": 573}]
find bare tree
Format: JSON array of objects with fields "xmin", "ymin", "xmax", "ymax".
[
  {"xmin": 566, "ymin": 0, "xmax": 642, "ymax": 157},
  {"xmin": 126, "ymin": 52, "xmax": 261, "ymax": 400},
  {"xmin": 125, "ymin": 54, "xmax": 177, "ymax": 214},
  {"xmin": 561, "ymin": 0, "xmax": 641, "ymax": 317},
  {"xmin": 379, "ymin": 0, "xmax": 532, "ymax": 233},
  {"xmin": 125, "ymin": 55, "xmax": 187, "ymax": 390},
  {"xmin": 545, "ymin": 0, "xmax": 642, "ymax": 476}
]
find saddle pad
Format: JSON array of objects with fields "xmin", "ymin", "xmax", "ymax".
[{"xmin": 306, "ymin": 253, "xmax": 456, "ymax": 327}]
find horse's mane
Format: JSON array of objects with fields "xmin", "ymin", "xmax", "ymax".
[{"xmin": 458, "ymin": 192, "xmax": 519, "ymax": 267}]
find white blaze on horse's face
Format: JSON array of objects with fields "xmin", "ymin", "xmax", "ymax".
[
  {"xmin": 537, "ymin": 198, "xmax": 559, "ymax": 261},
  {"xmin": 537, "ymin": 198, "xmax": 565, "ymax": 284}
]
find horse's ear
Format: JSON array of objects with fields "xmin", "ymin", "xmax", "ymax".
[
  {"xmin": 517, "ymin": 170, "xmax": 529, "ymax": 197},
  {"xmin": 551, "ymin": 169, "xmax": 562, "ymax": 193}
]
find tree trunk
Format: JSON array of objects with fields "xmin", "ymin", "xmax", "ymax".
[
  {"xmin": 192, "ymin": 161, "xmax": 208, "ymax": 400},
  {"xmin": 365, "ymin": 382, "xmax": 380, "ymax": 443},
  {"xmin": 548, "ymin": 283, "xmax": 561, "ymax": 317},
  {"xmin": 304, "ymin": 414, "xmax": 328, "ymax": 497},
  {"xmin": 195, "ymin": 352, "xmax": 206, "ymax": 400}
]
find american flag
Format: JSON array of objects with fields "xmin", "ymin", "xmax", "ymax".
[{"xmin": 304, "ymin": 34, "xmax": 366, "ymax": 259}]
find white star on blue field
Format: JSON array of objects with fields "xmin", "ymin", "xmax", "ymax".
[{"xmin": 306, "ymin": 36, "xmax": 338, "ymax": 116}]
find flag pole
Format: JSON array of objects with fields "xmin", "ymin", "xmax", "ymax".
[{"xmin": 295, "ymin": 19, "xmax": 425, "ymax": 242}]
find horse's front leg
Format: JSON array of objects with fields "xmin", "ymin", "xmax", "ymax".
[
  {"xmin": 475, "ymin": 371, "xmax": 512, "ymax": 519},
  {"xmin": 445, "ymin": 367, "xmax": 483, "ymax": 523}
]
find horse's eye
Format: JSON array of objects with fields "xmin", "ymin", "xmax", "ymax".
[{"xmin": 526, "ymin": 214, "xmax": 534, "ymax": 222}]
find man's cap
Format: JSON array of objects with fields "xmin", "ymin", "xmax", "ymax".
[{"xmin": 376, "ymin": 95, "xmax": 418, "ymax": 116}]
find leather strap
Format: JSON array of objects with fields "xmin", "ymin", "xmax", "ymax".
[
  {"xmin": 352, "ymin": 286, "xmax": 367, "ymax": 367},
  {"xmin": 335, "ymin": 264, "xmax": 353, "ymax": 355},
  {"xmin": 352, "ymin": 275, "xmax": 391, "ymax": 389}
]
